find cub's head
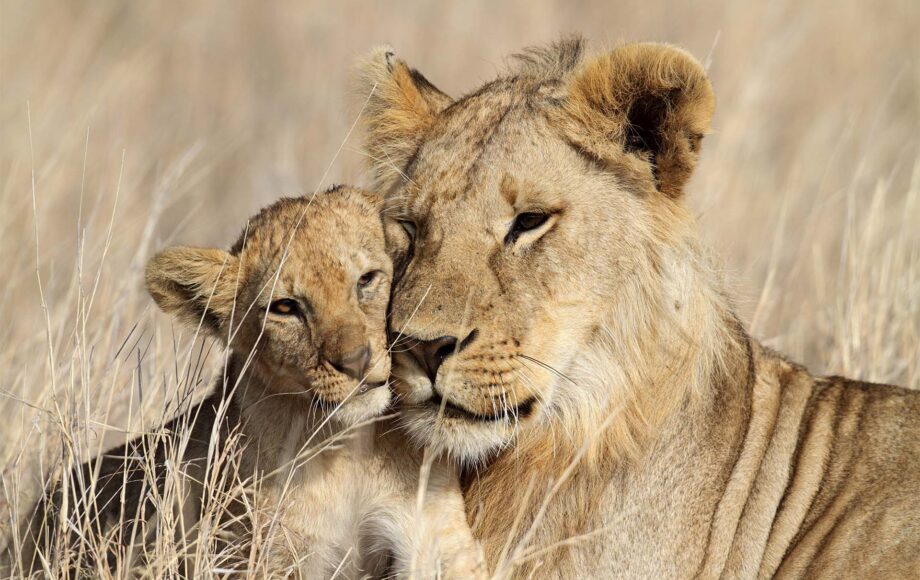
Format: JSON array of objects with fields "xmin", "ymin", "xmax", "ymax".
[
  {"xmin": 146, "ymin": 187, "xmax": 393, "ymax": 425},
  {"xmin": 358, "ymin": 38, "xmax": 715, "ymax": 461}
]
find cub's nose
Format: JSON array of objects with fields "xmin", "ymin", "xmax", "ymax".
[
  {"xmin": 407, "ymin": 335, "xmax": 460, "ymax": 383},
  {"xmin": 329, "ymin": 344, "xmax": 371, "ymax": 380}
]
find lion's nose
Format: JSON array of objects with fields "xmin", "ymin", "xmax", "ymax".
[
  {"xmin": 408, "ymin": 335, "xmax": 457, "ymax": 383},
  {"xmin": 328, "ymin": 344, "xmax": 371, "ymax": 380}
]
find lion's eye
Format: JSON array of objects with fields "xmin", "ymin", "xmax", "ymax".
[
  {"xmin": 506, "ymin": 212, "xmax": 550, "ymax": 244},
  {"xmin": 400, "ymin": 220, "xmax": 417, "ymax": 242},
  {"xmin": 269, "ymin": 299, "xmax": 300, "ymax": 316},
  {"xmin": 515, "ymin": 212, "xmax": 549, "ymax": 231}
]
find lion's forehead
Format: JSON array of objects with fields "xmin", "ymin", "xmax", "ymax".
[
  {"xmin": 403, "ymin": 91, "xmax": 530, "ymax": 205},
  {"xmin": 402, "ymin": 107, "xmax": 573, "ymax": 220}
]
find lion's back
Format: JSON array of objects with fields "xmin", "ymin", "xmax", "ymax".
[{"xmin": 773, "ymin": 374, "xmax": 920, "ymax": 578}]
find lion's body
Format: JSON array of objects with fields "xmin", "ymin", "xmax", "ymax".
[
  {"xmin": 466, "ymin": 338, "xmax": 920, "ymax": 578},
  {"xmin": 22, "ymin": 189, "xmax": 483, "ymax": 578},
  {"xmin": 356, "ymin": 38, "xmax": 920, "ymax": 578}
]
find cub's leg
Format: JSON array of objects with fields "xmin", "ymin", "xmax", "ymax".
[
  {"xmin": 415, "ymin": 467, "xmax": 486, "ymax": 580},
  {"xmin": 372, "ymin": 442, "xmax": 485, "ymax": 579}
]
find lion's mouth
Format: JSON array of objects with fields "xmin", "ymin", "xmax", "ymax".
[{"xmin": 425, "ymin": 391, "xmax": 537, "ymax": 422}]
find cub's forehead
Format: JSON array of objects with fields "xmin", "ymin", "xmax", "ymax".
[{"xmin": 233, "ymin": 188, "xmax": 386, "ymax": 268}]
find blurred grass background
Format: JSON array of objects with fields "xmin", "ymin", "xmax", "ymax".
[{"xmin": 1, "ymin": 0, "xmax": 918, "ymax": 566}]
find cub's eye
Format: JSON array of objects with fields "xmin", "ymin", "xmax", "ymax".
[
  {"xmin": 269, "ymin": 299, "xmax": 300, "ymax": 316},
  {"xmin": 357, "ymin": 270, "xmax": 378, "ymax": 290},
  {"xmin": 357, "ymin": 270, "xmax": 386, "ymax": 300},
  {"xmin": 506, "ymin": 212, "xmax": 550, "ymax": 244}
]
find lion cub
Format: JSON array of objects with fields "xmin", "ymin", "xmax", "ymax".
[{"xmin": 27, "ymin": 187, "xmax": 482, "ymax": 578}]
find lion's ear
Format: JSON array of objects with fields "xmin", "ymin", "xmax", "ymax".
[
  {"xmin": 145, "ymin": 247, "xmax": 239, "ymax": 339},
  {"xmin": 355, "ymin": 47, "xmax": 452, "ymax": 194},
  {"xmin": 562, "ymin": 43, "xmax": 714, "ymax": 198}
]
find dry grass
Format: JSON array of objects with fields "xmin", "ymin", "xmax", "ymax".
[{"xmin": 0, "ymin": 0, "xmax": 917, "ymax": 577}]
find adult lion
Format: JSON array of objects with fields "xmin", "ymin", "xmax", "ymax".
[{"xmin": 357, "ymin": 37, "xmax": 920, "ymax": 578}]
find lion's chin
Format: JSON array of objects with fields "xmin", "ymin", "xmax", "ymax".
[{"xmin": 399, "ymin": 405, "xmax": 518, "ymax": 465}]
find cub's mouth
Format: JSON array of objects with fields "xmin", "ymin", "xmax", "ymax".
[
  {"xmin": 312, "ymin": 381, "xmax": 388, "ymax": 410},
  {"xmin": 424, "ymin": 390, "xmax": 537, "ymax": 423}
]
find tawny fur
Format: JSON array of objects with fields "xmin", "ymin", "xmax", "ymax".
[
  {"xmin": 22, "ymin": 188, "xmax": 484, "ymax": 578},
  {"xmin": 356, "ymin": 37, "xmax": 920, "ymax": 578}
]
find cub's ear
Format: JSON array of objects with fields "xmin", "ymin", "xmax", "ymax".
[
  {"xmin": 355, "ymin": 47, "xmax": 452, "ymax": 194},
  {"xmin": 145, "ymin": 247, "xmax": 239, "ymax": 339},
  {"xmin": 562, "ymin": 43, "xmax": 715, "ymax": 198}
]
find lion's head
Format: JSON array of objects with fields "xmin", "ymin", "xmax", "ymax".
[
  {"xmin": 359, "ymin": 38, "xmax": 722, "ymax": 462},
  {"xmin": 145, "ymin": 187, "xmax": 394, "ymax": 425}
]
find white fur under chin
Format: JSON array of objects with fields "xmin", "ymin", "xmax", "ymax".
[
  {"xmin": 394, "ymin": 363, "xmax": 543, "ymax": 464},
  {"xmin": 399, "ymin": 406, "xmax": 520, "ymax": 466}
]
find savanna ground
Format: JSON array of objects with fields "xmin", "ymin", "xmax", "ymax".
[{"xmin": 0, "ymin": 0, "xmax": 918, "ymax": 577}]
